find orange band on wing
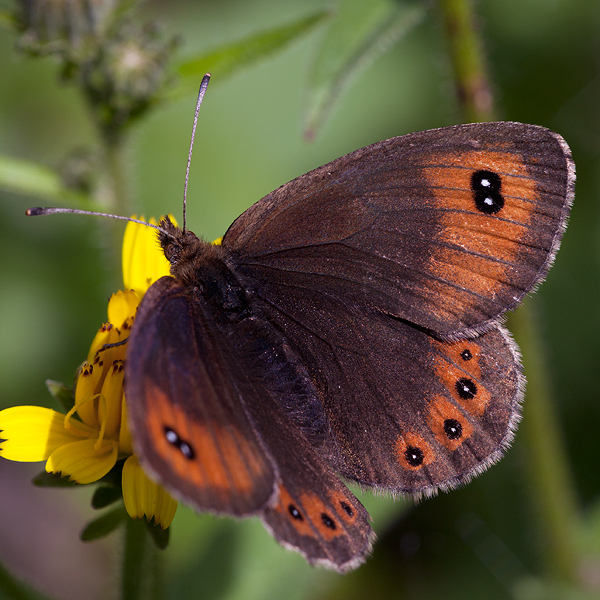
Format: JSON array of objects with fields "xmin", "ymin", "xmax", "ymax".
[
  {"xmin": 393, "ymin": 433, "xmax": 434, "ymax": 471},
  {"xmin": 422, "ymin": 150, "xmax": 536, "ymax": 316},
  {"xmin": 426, "ymin": 395, "xmax": 474, "ymax": 451},
  {"xmin": 145, "ymin": 386, "xmax": 268, "ymax": 498},
  {"xmin": 432, "ymin": 338, "xmax": 489, "ymax": 416},
  {"xmin": 272, "ymin": 484, "xmax": 314, "ymax": 536},
  {"xmin": 299, "ymin": 491, "xmax": 345, "ymax": 541}
]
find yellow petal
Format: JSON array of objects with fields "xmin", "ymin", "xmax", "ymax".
[
  {"xmin": 90, "ymin": 324, "xmax": 126, "ymax": 388},
  {"xmin": 122, "ymin": 455, "xmax": 177, "ymax": 529},
  {"xmin": 122, "ymin": 217, "xmax": 173, "ymax": 297},
  {"xmin": 46, "ymin": 438, "xmax": 118, "ymax": 484},
  {"xmin": 119, "ymin": 399, "xmax": 133, "ymax": 455},
  {"xmin": 75, "ymin": 362, "xmax": 99, "ymax": 428},
  {"xmin": 107, "ymin": 290, "xmax": 140, "ymax": 329},
  {"xmin": 0, "ymin": 406, "xmax": 88, "ymax": 461},
  {"xmin": 98, "ymin": 360, "xmax": 124, "ymax": 438},
  {"xmin": 212, "ymin": 237, "xmax": 222, "ymax": 245},
  {"xmin": 87, "ymin": 323, "xmax": 114, "ymax": 363}
]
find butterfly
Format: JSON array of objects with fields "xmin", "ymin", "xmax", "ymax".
[
  {"xmin": 29, "ymin": 78, "xmax": 574, "ymax": 571},
  {"xmin": 121, "ymin": 113, "xmax": 574, "ymax": 571}
]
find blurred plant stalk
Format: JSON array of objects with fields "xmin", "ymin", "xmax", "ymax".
[
  {"xmin": 15, "ymin": 0, "xmax": 176, "ymax": 228},
  {"xmin": 438, "ymin": 0, "xmax": 582, "ymax": 587}
]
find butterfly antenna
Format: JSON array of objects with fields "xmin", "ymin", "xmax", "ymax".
[
  {"xmin": 25, "ymin": 207, "xmax": 177, "ymax": 241},
  {"xmin": 26, "ymin": 75, "xmax": 212, "ymax": 240},
  {"xmin": 183, "ymin": 73, "xmax": 211, "ymax": 234}
]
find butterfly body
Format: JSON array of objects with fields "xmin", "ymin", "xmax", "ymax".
[{"xmin": 125, "ymin": 121, "xmax": 574, "ymax": 571}]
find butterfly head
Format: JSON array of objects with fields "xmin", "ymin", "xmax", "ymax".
[
  {"xmin": 156, "ymin": 216, "xmax": 242, "ymax": 312},
  {"xmin": 158, "ymin": 215, "xmax": 203, "ymax": 260}
]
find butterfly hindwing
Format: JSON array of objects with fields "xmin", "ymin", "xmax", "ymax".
[
  {"xmin": 262, "ymin": 471, "xmax": 373, "ymax": 572},
  {"xmin": 237, "ymin": 371, "xmax": 374, "ymax": 572},
  {"xmin": 245, "ymin": 286, "xmax": 523, "ymax": 496}
]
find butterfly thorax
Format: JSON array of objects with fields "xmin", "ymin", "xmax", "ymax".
[{"xmin": 158, "ymin": 216, "xmax": 248, "ymax": 318}]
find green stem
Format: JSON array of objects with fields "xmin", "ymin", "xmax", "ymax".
[
  {"xmin": 103, "ymin": 133, "xmax": 132, "ymax": 268},
  {"xmin": 438, "ymin": 0, "xmax": 581, "ymax": 585},
  {"xmin": 509, "ymin": 304, "xmax": 580, "ymax": 582},
  {"xmin": 104, "ymin": 135, "xmax": 129, "ymax": 214},
  {"xmin": 437, "ymin": 0, "xmax": 494, "ymax": 122},
  {"xmin": 122, "ymin": 519, "xmax": 161, "ymax": 600}
]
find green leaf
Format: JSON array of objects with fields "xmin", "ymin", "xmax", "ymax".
[
  {"xmin": 32, "ymin": 471, "xmax": 79, "ymax": 487},
  {"xmin": 81, "ymin": 506, "xmax": 127, "ymax": 541},
  {"xmin": 171, "ymin": 11, "xmax": 328, "ymax": 99},
  {"xmin": 303, "ymin": 0, "xmax": 426, "ymax": 139},
  {"xmin": 145, "ymin": 518, "xmax": 170, "ymax": 550},
  {"xmin": 92, "ymin": 485, "xmax": 123, "ymax": 509},
  {"xmin": 98, "ymin": 458, "xmax": 125, "ymax": 487},
  {"xmin": 0, "ymin": 154, "xmax": 91, "ymax": 207},
  {"xmin": 45, "ymin": 379, "xmax": 75, "ymax": 413}
]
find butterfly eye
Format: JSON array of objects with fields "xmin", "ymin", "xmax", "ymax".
[{"xmin": 163, "ymin": 244, "xmax": 182, "ymax": 264}]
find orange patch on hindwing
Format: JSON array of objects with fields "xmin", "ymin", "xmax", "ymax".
[
  {"xmin": 144, "ymin": 385, "xmax": 267, "ymax": 498},
  {"xmin": 272, "ymin": 485, "xmax": 354, "ymax": 540},
  {"xmin": 426, "ymin": 395, "xmax": 474, "ymax": 451},
  {"xmin": 299, "ymin": 491, "xmax": 345, "ymax": 540},
  {"xmin": 273, "ymin": 484, "xmax": 314, "ymax": 537},
  {"xmin": 328, "ymin": 489, "xmax": 359, "ymax": 526},
  {"xmin": 394, "ymin": 432, "xmax": 435, "ymax": 471},
  {"xmin": 432, "ymin": 339, "xmax": 490, "ymax": 416}
]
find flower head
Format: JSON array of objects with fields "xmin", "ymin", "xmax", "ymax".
[{"xmin": 0, "ymin": 217, "xmax": 177, "ymax": 531}]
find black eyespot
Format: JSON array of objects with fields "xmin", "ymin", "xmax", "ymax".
[
  {"xmin": 456, "ymin": 377, "xmax": 477, "ymax": 400},
  {"xmin": 321, "ymin": 513, "xmax": 336, "ymax": 530},
  {"xmin": 340, "ymin": 501, "xmax": 354, "ymax": 517},
  {"xmin": 444, "ymin": 419, "xmax": 463, "ymax": 440},
  {"xmin": 179, "ymin": 441, "xmax": 193, "ymax": 459},
  {"xmin": 460, "ymin": 349, "xmax": 472, "ymax": 361},
  {"xmin": 288, "ymin": 504, "xmax": 303, "ymax": 520},
  {"xmin": 405, "ymin": 446, "xmax": 424, "ymax": 467},
  {"xmin": 164, "ymin": 426, "xmax": 196, "ymax": 460},
  {"xmin": 471, "ymin": 170, "xmax": 504, "ymax": 214}
]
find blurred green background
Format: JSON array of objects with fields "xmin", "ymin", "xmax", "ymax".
[{"xmin": 1, "ymin": 0, "xmax": 599, "ymax": 599}]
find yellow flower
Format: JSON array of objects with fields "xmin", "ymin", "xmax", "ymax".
[{"xmin": 0, "ymin": 217, "xmax": 177, "ymax": 530}]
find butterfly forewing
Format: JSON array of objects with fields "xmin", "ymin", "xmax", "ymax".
[
  {"xmin": 223, "ymin": 122, "xmax": 573, "ymax": 338},
  {"xmin": 126, "ymin": 276, "xmax": 277, "ymax": 516}
]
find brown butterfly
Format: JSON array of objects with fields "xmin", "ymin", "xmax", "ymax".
[{"xmin": 30, "ymin": 76, "xmax": 575, "ymax": 572}]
